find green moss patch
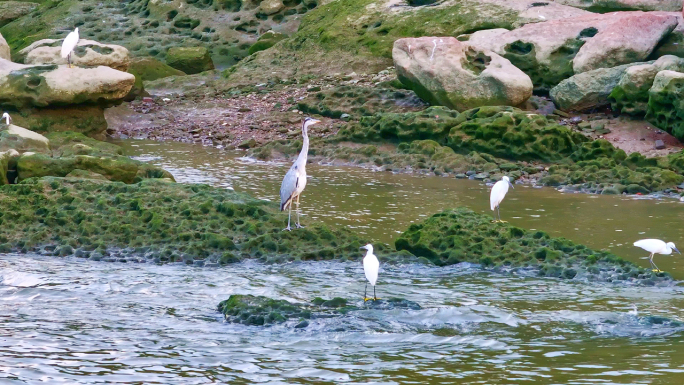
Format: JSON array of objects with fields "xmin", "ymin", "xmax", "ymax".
[
  {"xmin": 395, "ymin": 207, "xmax": 671, "ymax": 284},
  {"xmin": 218, "ymin": 294, "xmax": 421, "ymax": 326},
  {"xmin": 297, "ymin": 84, "xmax": 426, "ymax": 120},
  {"xmin": 0, "ymin": 177, "xmax": 391, "ymax": 264}
]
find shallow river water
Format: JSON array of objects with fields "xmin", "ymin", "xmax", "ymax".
[{"xmin": 2, "ymin": 140, "xmax": 684, "ymax": 384}]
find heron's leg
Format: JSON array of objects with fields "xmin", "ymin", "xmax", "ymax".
[
  {"xmin": 295, "ymin": 195, "xmax": 305, "ymax": 229},
  {"xmin": 650, "ymin": 253, "xmax": 661, "ymax": 272},
  {"xmin": 68, "ymin": 53, "xmax": 72, "ymax": 68},
  {"xmin": 373, "ymin": 285, "xmax": 378, "ymax": 301},
  {"xmin": 283, "ymin": 202, "xmax": 292, "ymax": 231},
  {"xmin": 497, "ymin": 206, "xmax": 507, "ymax": 223},
  {"xmin": 364, "ymin": 282, "xmax": 369, "ymax": 302}
]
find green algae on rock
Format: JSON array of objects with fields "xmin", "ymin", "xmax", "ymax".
[
  {"xmin": 248, "ymin": 31, "xmax": 287, "ymax": 56},
  {"xmin": 645, "ymin": 70, "xmax": 684, "ymax": 141},
  {"xmin": 0, "ymin": 178, "xmax": 385, "ymax": 264},
  {"xmin": 8, "ymin": 105, "xmax": 109, "ymax": 140},
  {"xmin": 166, "ymin": 47, "xmax": 215, "ymax": 75},
  {"xmin": 395, "ymin": 207, "xmax": 672, "ymax": 284},
  {"xmin": 218, "ymin": 294, "xmax": 421, "ymax": 326}
]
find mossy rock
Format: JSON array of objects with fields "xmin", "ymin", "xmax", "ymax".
[
  {"xmin": 297, "ymin": 84, "xmax": 427, "ymax": 120},
  {"xmin": 394, "ymin": 207, "xmax": 670, "ymax": 284},
  {"xmin": 646, "ymin": 70, "xmax": 684, "ymax": 141},
  {"xmin": 248, "ymin": 31, "xmax": 287, "ymax": 55},
  {"xmin": 166, "ymin": 47, "xmax": 215, "ymax": 75},
  {"xmin": 218, "ymin": 294, "xmax": 421, "ymax": 326},
  {"xmin": 8, "ymin": 105, "xmax": 108, "ymax": 140},
  {"xmin": 0, "ymin": 178, "xmax": 379, "ymax": 262},
  {"xmin": 446, "ymin": 106, "xmax": 588, "ymax": 162},
  {"xmin": 129, "ymin": 57, "xmax": 187, "ymax": 82},
  {"xmin": 46, "ymin": 131, "xmax": 123, "ymax": 157}
]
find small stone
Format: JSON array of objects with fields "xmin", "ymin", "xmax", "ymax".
[
  {"xmin": 294, "ymin": 320, "xmax": 309, "ymax": 328},
  {"xmin": 238, "ymin": 107, "xmax": 252, "ymax": 112},
  {"xmin": 454, "ymin": 173, "xmax": 467, "ymax": 179},
  {"xmin": 474, "ymin": 173, "xmax": 489, "ymax": 180},
  {"xmin": 465, "ymin": 170, "xmax": 477, "ymax": 176},
  {"xmin": 340, "ymin": 113, "xmax": 351, "ymax": 121},
  {"xmin": 238, "ymin": 138, "xmax": 257, "ymax": 149},
  {"xmin": 655, "ymin": 139, "xmax": 666, "ymax": 149}
]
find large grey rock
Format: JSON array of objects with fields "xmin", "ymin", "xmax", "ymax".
[
  {"xmin": 0, "ymin": 123, "xmax": 50, "ymax": 154},
  {"xmin": 554, "ymin": 0, "xmax": 682, "ymax": 12},
  {"xmin": 0, "ymin": 33, "xmax": 9, "ymax": 61},
  {"xmin": 550, "ymin": 63, "xmax": 642, "ymax": 111},
  {"xmin": 393, "ymin": 36, "xmax": 533, "ymax": 111},
  {"xmin": 467, "ymin": 11, "xmax": 678, "ymax": 90},
  {"xmin": 610, "ymin": 55, "xmax": 684, "ymax": 114},
  {"xmin": 0, "ymin": 59, "xmax": 135, "ymax": 108},
  {"xmin": 20, "ymin": 39, "xmax": 131, "ymax": 72}
]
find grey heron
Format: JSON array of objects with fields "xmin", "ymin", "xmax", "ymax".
[
  {"xmin": 361, "ymin": 244, "xmax": 379, "ymax": 301},
  {"xmin": 490, "ymin": 176, "xmax": 514, "ymax": 222},
  {"xmin": 633, "ymin": 239, "xmax": 680, "ymax": 272},
  {"xmin": 61, "ymin": 28, "xmax": 79, "ymax": 68},
  {"xmin": 279, "ymin": 117, "xmax": 320, "ymax": 231}
]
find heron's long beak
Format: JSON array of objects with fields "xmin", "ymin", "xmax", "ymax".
[
  {"xmin": 675, "ymin": 246, "xmax": 681, "ymax": 254},
  {"xmin": 508, "ymin": 181, "xmax": 514, "ymax": 189},
  {"xmin": 312, "ymin": 119, "xmax": 321, "ymax": 124},
  {"xmin": 359, "ymin": 246, "xmax": 366, "ymax": 250}
]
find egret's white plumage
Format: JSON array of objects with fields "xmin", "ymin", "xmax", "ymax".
[
  {"xmin": 61, "ymin": 28, "xmax": 80, "ymax": 68},
  {"xmin": 1, "ymin": 112, "xmax": 10, "ymax": 126},
  {"xmin": 361, "ymin": 244, "xmax": 379, "ymax": 301},
  {"xmin": 634, "ymin": 238, "xmax": 680, "ymax": 272},
  {"xmin": 490, "ymin": 176, "xmax": 514, "ymax": 222},
  {"xmin": 279, "ymin": 117, "xmax": 320, "ymax": 231}
]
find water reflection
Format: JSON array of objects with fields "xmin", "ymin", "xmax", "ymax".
[{"xmin": 119, "ymin": 140, "xmax": 684, "ymax": 278}]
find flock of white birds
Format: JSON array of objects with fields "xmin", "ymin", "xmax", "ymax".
[{"xmin": 279, "ymin": 118, "xmax": 681, "ymax": 299}]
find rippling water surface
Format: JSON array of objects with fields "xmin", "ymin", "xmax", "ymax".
[{"xmin": 2, "ymin": 140, "xmax": 684, "ymax": 384}]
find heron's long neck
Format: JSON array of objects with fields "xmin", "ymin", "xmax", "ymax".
[{"xmin": 295, "ymin": 125, "xmax": 309, "ymax": 168}]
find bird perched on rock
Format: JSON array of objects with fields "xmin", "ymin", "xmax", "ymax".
[
  {"xmin": 633, "ymin": 239, "xmax": 680, "ymax": 272},
  {"xmin": 279, "ymin": 117, "xmax": 320, "ymax": 231},
  {"xmin": 61, "ymin": 27, "xmax": 79, "ymax": 68},
  {"xmin": 490, "ymin": 175, "xmax": 514, "ymax": 222},
  {"xmin": 360, "ymin": 244, "xmax": 379, "ymax": 301},
  {"xmin": 1, "ymin": 112, "xmax": 11, "ymax": 127}
]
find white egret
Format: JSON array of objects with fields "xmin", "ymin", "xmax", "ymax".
[
  {"xmin": 1, "ymin": 112, "xmax": 10, "ymax": 126},
  {"xmin": 279, "ymin": 117, "xmax": 320, "ymax": 231},
  {"xmin": 360, "ymin": 244, "xmax": 379, "ymax": 301},
  {"xmin": 490, "ymin": 176, "xmax": 514, "ymax": 222},
  {"xmin": 633, "ymin": 239, "xmax": 680, "ymax": 272},
  {"xmin": 61, "ymin": 27, "xmax": 80, "ymax": 68}
]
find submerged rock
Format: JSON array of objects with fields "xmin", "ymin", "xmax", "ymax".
[
  {"xmin": 395, "ymin": 207, "xmax": 672, "ymax": 284},
  {"xmin": 218, "ymin": 295, "xmax": 421, "ymax": 326},
  {"xmin": 393, "ymin": 37, "xmax": 533, "ymax": 111},
  {"xmin": 0, "ymin": 59, "xmax": 135, "ymax": 108},
  {"xmin": 165, "ymin": 47, "xmax": 214, "ymax": 75},
  {"xmin": 20, "ymin": 39, "xmax": 131, "ymax": 72}
]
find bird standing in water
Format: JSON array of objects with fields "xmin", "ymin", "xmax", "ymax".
[
  {"xmin": 633, "ymin": 239, "xmax": 680, "ymax": 272},
  {"xmin": 61, "ymin": 27, "xmax": 80, "ymax": 68},
  {"xmin": 360, "ymin": 244, "xmax": 379, "ymax": 301},
  {"xmin": 279, "ymin": 117, "xmax": 320, "ymax": 231},
  {"xmin": 490, "ymin": 176, "xmax": 514, "ymax": 222}
]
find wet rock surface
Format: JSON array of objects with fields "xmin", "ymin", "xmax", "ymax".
[{"xmin": 20, "ymin": 39, "xmax": 131, "ymax": 72}]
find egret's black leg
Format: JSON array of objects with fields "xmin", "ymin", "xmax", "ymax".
[
  {"xmin": 373, "ymin": 285, "xmax": 377, "ymax": 301},
  {"xmin": 364, "ymin": 282, "xmax": 369, "ymax": 302}
]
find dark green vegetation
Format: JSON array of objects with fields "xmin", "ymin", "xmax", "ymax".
[
  {"xmin": 254, "ymin": 105, "xmax": 684, "ymax": 193},
  {"xmin": 217, "ymin": 294, "xmax": 421, "ymax": 326},
  {"xmin": 0, "ymin": 177, "xmax": 393, "ymax": 264},
  {"xmin": 395, "ymin": 208, "xmax": 672, "ymax": 284},
  {"xmin": 297, "ymin": 84, "xmax": 427, "ymax": 120}
]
